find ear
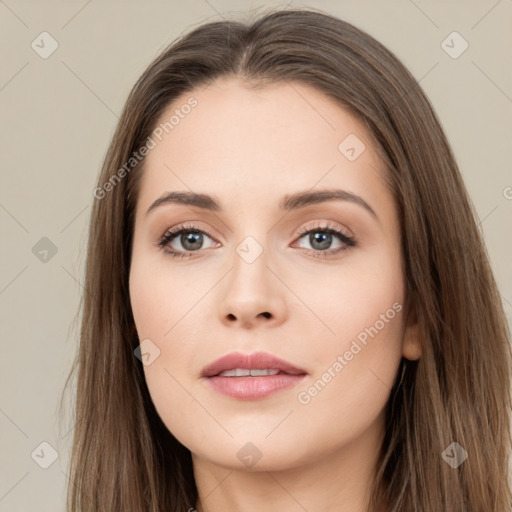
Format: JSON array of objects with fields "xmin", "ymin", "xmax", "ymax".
[{"xmin": 402, "ymin": 299, "xmax": 422, "ymax": 360}]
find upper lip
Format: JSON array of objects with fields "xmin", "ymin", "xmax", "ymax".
[{"xmin": 201, "ymin": 351, "xmax": 307, "ymax": 378}]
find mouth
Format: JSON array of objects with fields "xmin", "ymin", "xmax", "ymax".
[
  {"xmin": 201, "ymin": 351, "xmax": 307, "ymax": 400},
  {"xmin": 215, "ymin": 368, "xmax": 286, "ymax": 377}
]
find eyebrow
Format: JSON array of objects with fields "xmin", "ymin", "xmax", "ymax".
[{"xmin": 145, "ymin": 189, "xmax": 378, "ymax": 221}]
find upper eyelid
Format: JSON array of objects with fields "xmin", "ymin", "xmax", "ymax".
[
  {"xmin": 296, "ymin": 220, "xmax": 353, "ymax": 237},
  {"xmin": 163, "ymin": 220, "xmax": 349, "ymax": 237}
]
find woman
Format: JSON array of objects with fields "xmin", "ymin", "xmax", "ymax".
[{"xmin": 61, "ymin": 7, "xmax": 512, "ymax": 512}]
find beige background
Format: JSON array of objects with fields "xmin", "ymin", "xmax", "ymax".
[{"xmin": 1, "ymin": 1, "xmax": 511, "ymax": 510}]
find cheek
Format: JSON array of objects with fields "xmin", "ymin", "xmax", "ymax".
[
  {"xmin": 294, "ymin": 240, "xmax": 405, "ymax": 351},
  {"xmin": 129, "ymin": 262, "xmax": 201, "ymax": 389},
  {"xmin": 129, "ymin": 260, "xmax": 206, "ymax": 441},
  {"xmin": 129, "ymin": 250, "xmax": 208, "ymax": 387},
  {"xmin": 288, "ymin": 281, "xmax": 404, "ymax": 464},
  {"xmin": 129, "ymin": 246, "xmax": 194, "ymax": 339},
  {"xmin": 291, "ymin": 244, "xmax": 405, "ymax": 413}
]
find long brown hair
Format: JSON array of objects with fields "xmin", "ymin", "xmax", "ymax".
[{"xmin": 60, "ymin": 7, "xmax": 512, "ymax": 511}]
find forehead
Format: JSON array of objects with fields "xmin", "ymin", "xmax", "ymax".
[{"xmin": 136, "ymin": 76, "xmax": 390, "ymax": 219}]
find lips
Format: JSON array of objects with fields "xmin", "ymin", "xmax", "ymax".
[
  {"xmin": 200, "ymin": 351, "xmax": 307, "ymax": 378},
  {"xmin": 201, "ymin": 351, "xmax": 307, "ymax": 400}
]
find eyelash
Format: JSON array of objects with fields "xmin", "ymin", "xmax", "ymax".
[{"xmin": 157, "ymin": 221, "xmax": 357, "ymax": 260}]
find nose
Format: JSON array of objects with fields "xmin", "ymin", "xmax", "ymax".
[{"xmin": 217, "ymin": 248, "xmax": 287, "ymax": 329}]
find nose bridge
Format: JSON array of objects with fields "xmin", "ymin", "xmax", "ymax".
[
  {"xmin": 228, "ymin": 209, "xmax": 271, "ymax": 275},
  {"xmin": 229, "ymin": 231, "xmax": 271, "ymax": 298}
]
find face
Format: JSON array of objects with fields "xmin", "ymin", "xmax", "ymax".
[{"xmin": 129, "ymin": 76, "xmax": 421, "ymax": 472}]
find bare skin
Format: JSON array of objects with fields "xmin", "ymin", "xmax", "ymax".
[{"xmin": 129, "ymin": 76, "xmax": 421, "ymax": 512}]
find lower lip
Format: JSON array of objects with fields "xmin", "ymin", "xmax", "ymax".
[{"xmin": 205, "ymin": 373, "xmax": 306, "ymax": 400}]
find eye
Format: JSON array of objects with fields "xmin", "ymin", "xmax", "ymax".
[
  {"xmin": 158, "ymin": 223, "xmax": 218, "ymax": 259},
  {"xmin": 293, "ymin": 221, "xmax": 357, "ymax": 258},
  {"xmin": 157, "ymin": 221, "xmax": 357, "ymax": 260}
]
